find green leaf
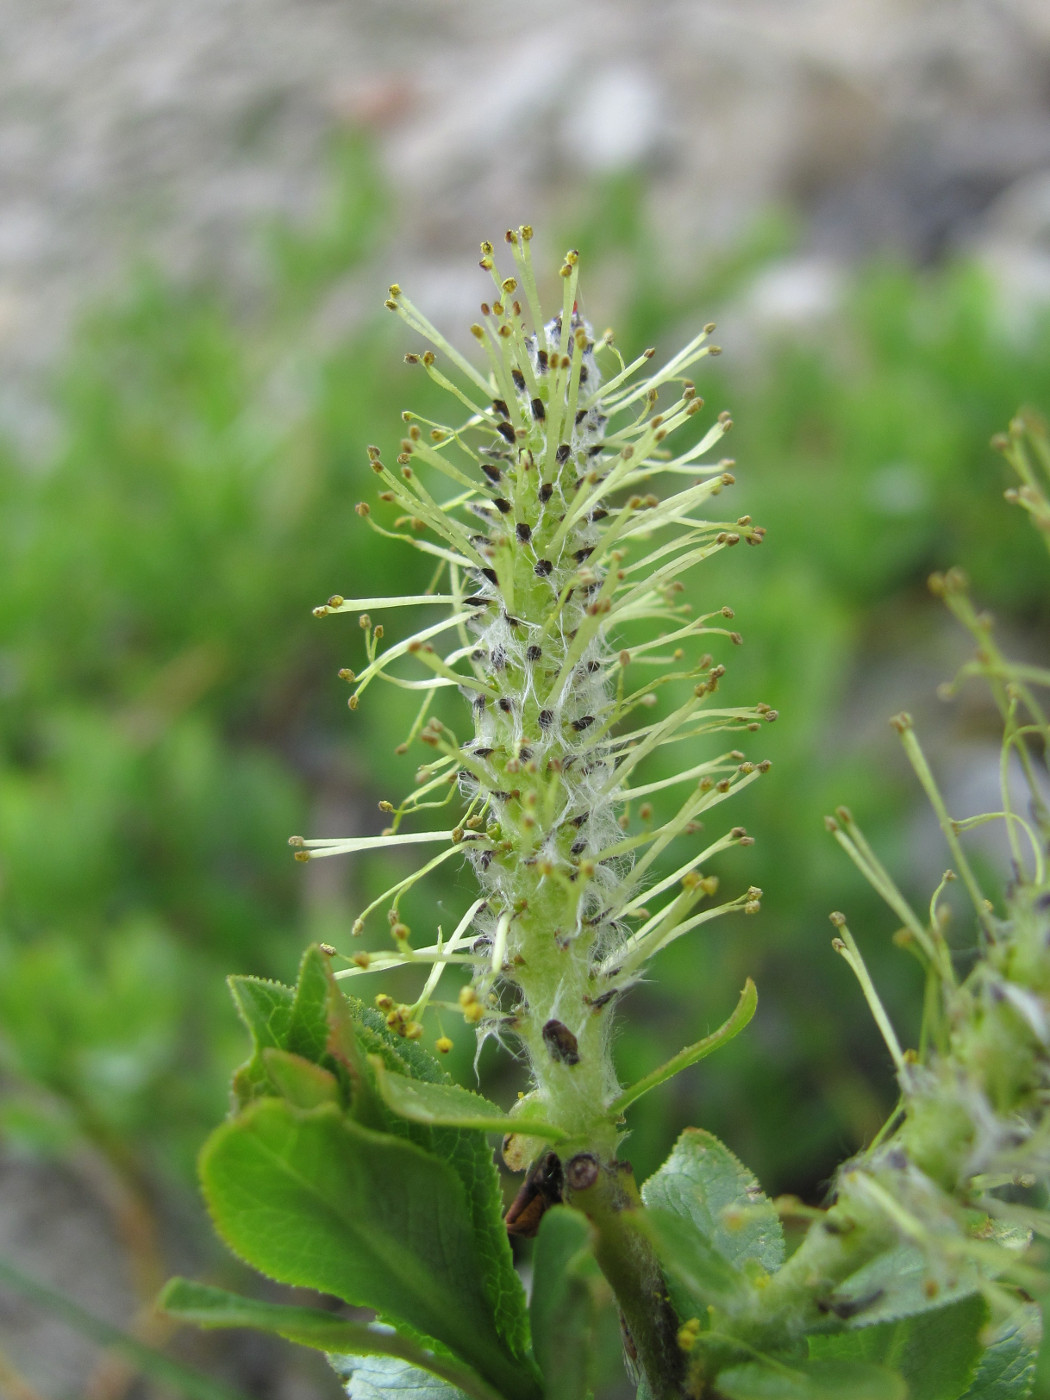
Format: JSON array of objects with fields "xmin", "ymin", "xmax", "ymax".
[
  {"xmin": 229, "ymin": 948, "xmax": 351, "ymax": 1107},
  {"xmin": 342, "ymin": 1027, "xmax": 532, "ymax": 1362},
  {"xmin": 529, "ymin": 1207, "xmax": 601, "ymax": 1400},
  {"xmin": 827, "ymin": 1241, "xmax": 980, "ymax": 1327},
  {"xmin": 228, "ymin": 974, "xmax": 296, "ymax": 1104},
  {"xmin": 958, "ymin": 1301, "xmax": 1041, "ymax": 1400},
  {"xmin": 288, "ymin": 944, "xmax": 338, "ymax": 1062},
  {"xmin": 809, "ymin": 1293, "xmax": 986, "ymax": 1400},
  {"xmin": 359, "ymin": 1047, "xmax": 532, "ymax": 1363},
  {"xmin": 329, "ymin": 1354, "xmax": 471, "ymax": 1400},
  {"xmin": 160, "ymin": 1276, "xmax": 386, "ymax": 1348},
  {"xmin": 262, "ymin": 1048, "xmax": 341, "ymax": 1108},
  {"xmin": 421, "ymin": 1114, "xmax": 531, "ymax": 1368},
  {"xmin": 225, "ymin": 951, "xmax": 532, "ymax": 1367},
  {"xmin": 199, "ymin": 1098, "xmax": 540, "ymax": 1400},
  {"xmin": 642, "ymin": 1204, "xmax": 745, "ymax": 1304},
  {"xmin": 369, "ymin": 1056, "xmax": 567, "ymax": 1141},
  {"xmin": 611, "ymin": 979, "xmax": 757, "ymax": 1116},
  {"xmin": 716, "ymin": 1357, "xmax": 907, "ymax": 1400},
  {"xmin": 642, "ymin": 1128, "xmax": 785, "ymax": 1278},
  {"xmin": 158, "ymin": 1280, "xmax": 501, "ymax": 1400}
]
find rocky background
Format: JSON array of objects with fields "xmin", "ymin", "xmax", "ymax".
[
  {"xmin": 3, "ymin": 0, "xmax": 1050, "ymax": 440},
  {"xmin": 2, "ymin": 2, "xmax": 1050, "ymax": 1397}
]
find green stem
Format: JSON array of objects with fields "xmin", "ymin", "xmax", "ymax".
[
  {"xmin": 754, "ymin": 1194, "xmax": 894, "ymax": 1338},
  {"xmin": 565, "ymin": 1155, "xmax": 686, "ymax": 1400}
]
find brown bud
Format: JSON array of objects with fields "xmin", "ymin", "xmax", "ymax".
[{"xmin": 565, "ymin": 1152, "xmax": 600, "ymax": 1191}]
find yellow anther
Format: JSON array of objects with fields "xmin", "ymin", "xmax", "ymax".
[{"xmin": 677, "ymin": 1318, "xmax": 701, "ymax": 1353}]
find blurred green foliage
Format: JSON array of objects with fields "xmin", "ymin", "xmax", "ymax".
[{"xmin": 2, "ymin": 140, "xmax": 1049, "ymax": 1391}]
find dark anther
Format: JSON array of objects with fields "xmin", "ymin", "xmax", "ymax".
[
  {"xmin": 525, "ymin": 644, "xmax": 543, "ymax": 661},
  {"xmin": 575, "ymin": 409, "xmax": 587, "ymax": 425},
  {"xmin": 571, "ymin": 716, "xmax": 594, "ymax": 731},
  {"xmin": 571, "ymin": 838, "xmax": 587, "ymax": 855},
  {"xmin": 492, "ymin": 399, "xmax": 510, "ymax": 419},
  {"xmin": 493, "ymin": 498, "xmax": 512, "ymax": 514},
  {"xmin": 587, "ymin": 444, "xmax": 603, "ymax": 457},
  {"xmin": 491, "ymin": 646, "xmax": 507, "ymax": 670},
  {"xmin": 584, "ymin": 988, "xmax": 618, "ymax": 1012},
  {"xmin": 537, "ymin": 350, "xmax": 549, "ymax": 372},
  {"xmin": 497, "ymin": 422, "xmax": 516, "ymax": 444},
  {"xmin": 589, "ymin": 508, "xmax": 608, "ymax": 522},
  {"xmin": 479, "ymin": 849, "xmax": 494, "ymax": 871},
  {"xmin": 564, "ymin": 1152, "xmax": 599, "ymax": 1190},
  {"xmin": 555, "ymin": 443, "xmax": 571, "ymax": 464},
  {"xmin": 574, "ymin": 546, "xmax": 594, "ymax": 562},
  {"xmin": 474, "ymin": 695, "xmax": 487, "ymax": 711},
  {"xmin": 498, "ymin": 697, "xmax": 513, "ymax": 714},
  {"xmin": 539, "ymin": 482, "xmax": 554, "ymax": 503},
  {"xmin": 538, "ymin": 709, "xmax": 554, "ymax": 729},
  {"xmin": 519, "ymin": 745, "xmax": 533, "ymax": 761},
  {"xmin": 463, "ymin": 594, "xmax": 491, "ymax": 607},
  {"xmin": 585, "ymin": 659, "xmax": 601, "ymax": 673},
  {"xmin": 473, "ymin": 747, "xmax": 494, "ymax": 759},
  {"xmin": 481, "ymin": 567, "xmax": 499, "ymax": 585},
  {"xmin": 542, "ymin": 1019, "xmax": 580, "ymax": 1066},
  {"xmin": 481, "ymin": 463, "xmax": 502, "ymax": 484},
  {"xmin": 534, "ymin": 559, "xmax": 553, "ymax": 577},
  {"xmin": 531, "ymin": 398, "xmax": 546, "ymax": 421},
  {"xmin": 504, "ymin": 614, "xmax": 523, "ymax": 628},
  {"xmin": 569, "ymin": 813, "xmax": 587, "ymax": 827},
  {"xmin": 578, "ymin": 365, "xmax": 589, "ymax": 384},
  {"xmin": 511, "ymin": 368, "xmax": 526, "ymax": 392},
  {"xmin": 516, "ymin": 522, "xmax": 532, "ymax": 543}
]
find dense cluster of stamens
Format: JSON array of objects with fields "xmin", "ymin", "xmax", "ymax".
[{"xmin": 294, "ymin": 229, "xmax": 773, "ymax": 1141}]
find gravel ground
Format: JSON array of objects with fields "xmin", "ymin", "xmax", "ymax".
[{"xmin": 2, "ymin": 0, "xmax": 1050, "ymax": 440}]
